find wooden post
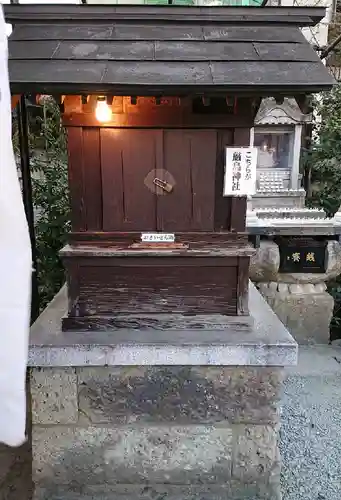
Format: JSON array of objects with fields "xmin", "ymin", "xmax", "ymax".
[{"xmin": 17, "ymin": 95, "xmax": 40, "ymax": 322}]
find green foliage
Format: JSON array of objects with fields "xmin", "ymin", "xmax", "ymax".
[
  {"xmin": 13, "ymin": 98, "xmax": 70, "ymax": 310},
  {"xmin": 305, "ymin": 83, "xmax": 341, "ymax": 216},
  {"xmin": 305, "ymin": 84, "xmax": 341, "ymax": 340},
  {"xmin": 32, "ymin": 99, "xmax": 70, "ymax": 309}
]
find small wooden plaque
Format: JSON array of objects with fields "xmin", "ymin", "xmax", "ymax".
[{"xmin": 130, "ymin": 242, "xmax": 188, "ymax": 250}]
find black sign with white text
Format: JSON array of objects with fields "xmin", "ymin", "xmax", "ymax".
[{"xmin": 278, "ymin": 238, "xmax": 327, "ymax": 274}]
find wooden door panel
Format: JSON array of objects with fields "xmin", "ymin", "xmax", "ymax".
[
  {"xmin": 100, "ymin": 129, "xmax": 157, "ymax": 231},
  {"xmin": 190, "ymin": 130, "xmax": 217, "ymax": 231},
  {"xmin": 67, "ymin": 127, "xmax": 86, "ymax": 231},
  {"xmin": 101, "ymin": 128, "xmax": 125, "ymax": 231},
  {"xmin": 214, "ymin": 129, "xmax": 234, "ymax": 230},
  {"xmin": 83, "ymin": 128, "xmax": 102, "ymax": 231},
  {"xmin": 158, "ymin": 130, "xmax": 216, "ymax": 232},
  {"xmin": 157, "ymin": 130, "xmax": 193, "ymax": 231}
]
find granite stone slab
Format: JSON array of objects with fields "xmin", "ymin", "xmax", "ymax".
[
  {"xmin": 232, "ymin": 424, "xmax": 280, "ymax": 482},
  {"xmin": 29, "ymin": 282, "xmax": 297, "ymax": 368},
  {"xmin": 76, "ymin": 366, "xmax": 282, "ymax": 425},
  {"xmin": 33, "ymin": 482, "xmax": 280, "ymax": 500},
  {"xmin": 31, "ymin": 368, "xmax": 78, "ymax": 424},
  {"xmin": 33, "ymin": 426, "xmax": 233, "ymax": 486}
]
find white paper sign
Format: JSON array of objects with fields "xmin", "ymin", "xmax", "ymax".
[
  {"xmin": 223, "ymin": 147, "xmax": 257, "ymax": 197},
  {"xmin": 141, "ymin": 233, "xmax": 175, "ymax": 243}
]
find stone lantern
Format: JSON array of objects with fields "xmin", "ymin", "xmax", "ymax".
[
  {"xmin": 250, "ymin": 97, "xmax": 311, "ymax": 209},
  {"xmin": 247, "ymin": 99, "xmax": 341, "ymax": 344}
]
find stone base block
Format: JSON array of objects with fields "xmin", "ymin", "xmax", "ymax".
[
  {"xmin": 29, "ymin": 284, "xmax": 296, "ymax": 500},
  {"xmin": 34, "ymin": 482, "xmax": 281, "ymax": 500},
  {"xmin": 31, "ymin": 366, "xmax": 282, "ymax": 500},
  {"xmin": 258, "ymin": 282, "xmax": 334, "ymax": 344}
]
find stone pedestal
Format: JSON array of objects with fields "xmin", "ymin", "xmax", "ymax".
[
  {"xmin": 29, "ymin": 284, "xmax": 296, "ymax": 500},
  {"xmin": 250, "ymin": 240, "xmax": 341, "ymax": 344},
  {"xmin": 258, "ymin": 282, "xmax": 334, "ymax": 345}
]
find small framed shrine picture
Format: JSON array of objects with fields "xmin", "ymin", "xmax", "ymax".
[{"xmin": 223, "ymin": 147, "xmax": 257, "ymax": 196}]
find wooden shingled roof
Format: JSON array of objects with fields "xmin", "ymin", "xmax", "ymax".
[{"xmin": 4, "ymin": 5, "xmax": 335, "ymax": 96}]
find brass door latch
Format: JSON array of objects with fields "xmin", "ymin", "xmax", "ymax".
[{"xmin": 153, "ymin": 177, "xmax": 173, "ymax": 193}]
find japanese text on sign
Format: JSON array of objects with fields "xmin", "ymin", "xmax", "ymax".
[
  {"xmin": 141, "ymin": 233, "xmax": 175, "ymax": 243},
  {"xmin": 287, "ymin": 251, "xmax": 315, "ymax": 263},
  {"xmin": 223, "ymin": 147, "xmax": 257, "ymax": 197}
]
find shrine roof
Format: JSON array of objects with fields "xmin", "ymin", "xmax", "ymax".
[{"xmin": 4, "ymin": 5, "xmax": 334, "ymax": 96}]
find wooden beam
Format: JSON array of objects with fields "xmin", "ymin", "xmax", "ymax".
[
  {"xmin": 11, "ymin": 95, "xmax": 20, "ymax": 110},
  {"xmin": 295, "ymin": 94, "xmax": 313, "ymax": 114},
  {"xmin": 62, "ymin": 110, "xmax": 254, "ymax": 129},
  {"xmin": 63, "ymin": 95, "xmax": 82, "ymax": 114},
  {"xmin": 251, "ymin": 97, "xmax": 262, "ymax": 120}
]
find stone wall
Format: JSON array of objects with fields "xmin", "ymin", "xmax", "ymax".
[{"xmin": 31, "ymin": 365, "xmax": 283, "ymax": 500}]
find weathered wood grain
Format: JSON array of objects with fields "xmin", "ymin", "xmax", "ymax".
[
  {"xmin": 62, "ymin": 312, "xmax": 252, "ymax": 332},
  {"xmin": 68, "ymin": 231, "xmax": 249, "ymax": 246},
  {"xmin": 214, "ymin": 129, "xmax": 233, "ymax": 231},
  {"xmin": 77, "ymin": 263, "xmax": 238, "ymax": 316},
  {"xmin": 66, "ymin": 127, "xmax": 86, "ymax": 231},
  {"xmin": 82, "ymin": 127, "xmax": 102, "ymax": 231}
]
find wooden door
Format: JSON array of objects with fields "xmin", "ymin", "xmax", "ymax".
[
  {"xmin": 100, "ymin": 128, "xmax": 220, "ymax": 233},
  {"xmin": 157, "ymin": 130, "xmax": 217, "ymax": 232},
  {"xmin": 100, "ymin": 128, "xmax": 157, "ymax": 231},
  {"xmin": 67, "ymin": 123, "xmax": 243, "ymax": 235}
]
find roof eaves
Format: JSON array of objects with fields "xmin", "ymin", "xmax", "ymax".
[{"xmin": 3, "ymin": 5, "xmax": 327, "ymax": 27}]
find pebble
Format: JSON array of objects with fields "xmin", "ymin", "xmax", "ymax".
[{"xmin": 280, "ymin": 374, "xmax": 341, "ymax": 500}]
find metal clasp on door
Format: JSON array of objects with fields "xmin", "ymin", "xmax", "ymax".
[{"xmin": 153, "ymin": 177, "xmax": 173, "ymax": 193}]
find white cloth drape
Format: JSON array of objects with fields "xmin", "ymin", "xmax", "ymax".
[{"xmin": 0, "ymin": 5, "xmax": 32, "ymax": 447}]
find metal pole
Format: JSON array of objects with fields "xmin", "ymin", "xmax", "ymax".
[
  {"xmin": 10, "ymin": 0, "xmax": 39, "ymax": 321},
  {"xmin": 17, "ymin": 96, "xmax": 40, "ymax": 323}
]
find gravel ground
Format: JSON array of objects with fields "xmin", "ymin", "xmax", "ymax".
[{"xmin": 280, "ymin": 346, "xmax": 341, "ymax": 500}]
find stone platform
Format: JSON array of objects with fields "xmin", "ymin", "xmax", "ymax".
[
  {"xmin": 29, "ymin": 283, "xmax": 297, "ymax": 500},
  {"xmin": 250, "ymin": 240, "xmax": 341, "ymax": 344}
]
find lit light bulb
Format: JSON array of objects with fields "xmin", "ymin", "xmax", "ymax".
[{"xmin": 95, "ymin": 97, "xmax": 112, "ymax": 123}]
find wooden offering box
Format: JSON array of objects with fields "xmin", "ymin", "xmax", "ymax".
[{"xmin": 61, "ymin": 96, "xmax": 254, "ymax": 330}]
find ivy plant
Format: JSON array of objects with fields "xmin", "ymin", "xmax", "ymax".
[
  {"xmin": 305, "ymin": 84, "xmax": 341, "ymax": 340},
  {"xmin": 305, "ymin": 84, "xmax": 341, "ymax": 217},
  {"xmin": 13, "ymin": 97, "xmax": 70, "ymax": 310}
]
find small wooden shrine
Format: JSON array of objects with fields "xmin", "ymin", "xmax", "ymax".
[{"xmin": 6, "ymin": 4, "xmax": 334, "ymax": 332}]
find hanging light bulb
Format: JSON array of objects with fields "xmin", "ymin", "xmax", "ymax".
[{"xmin": 95, "ymin": 96, "xmax": 112, "ymax": 123}]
